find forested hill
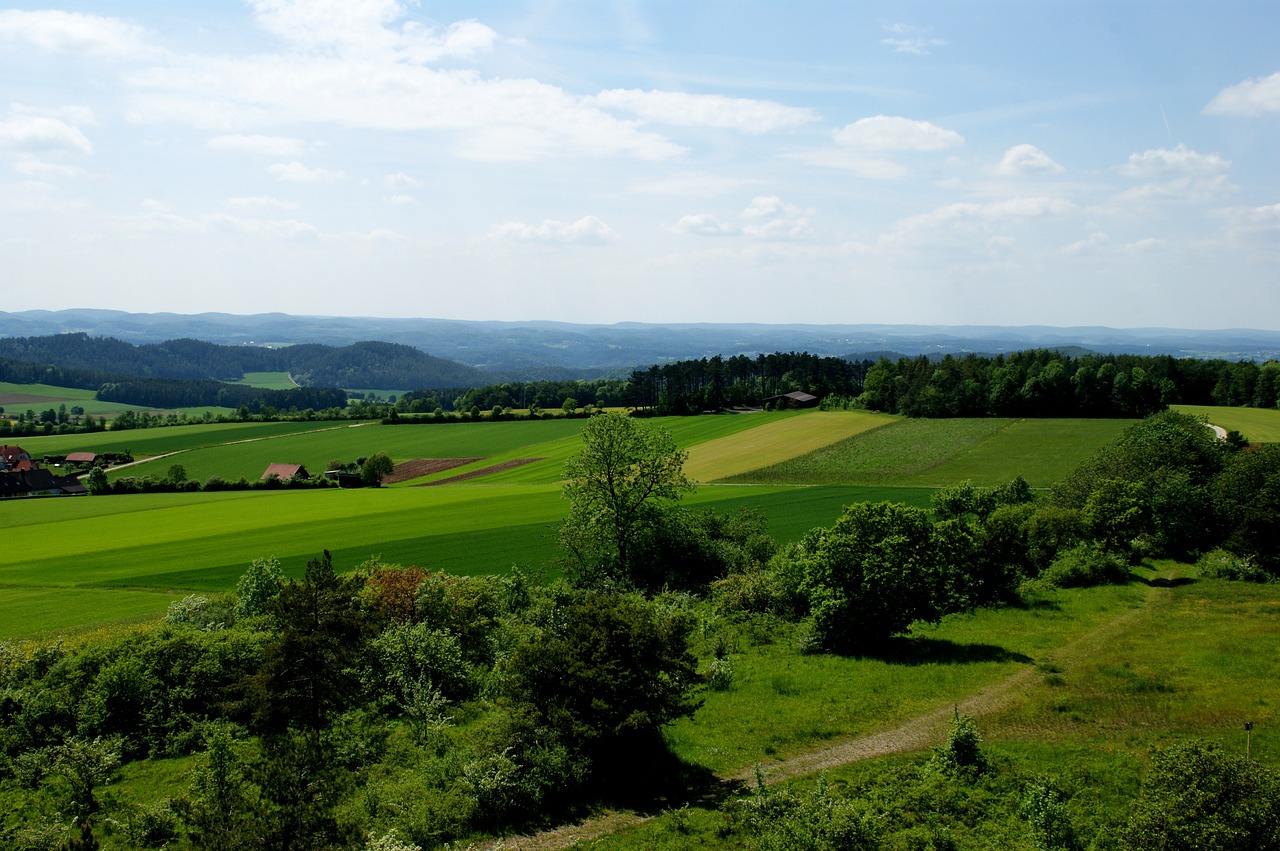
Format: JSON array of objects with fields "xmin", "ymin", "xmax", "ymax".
[{"xmin": 0, "ymin": 333, "xmax": 484, "ymax": 390}]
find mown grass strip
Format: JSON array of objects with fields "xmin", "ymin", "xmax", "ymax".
[{"xmin": 683, "ymin": 410, "xmax": 898, "ymax": 482}]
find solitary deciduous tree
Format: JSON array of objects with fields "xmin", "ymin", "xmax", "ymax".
[{"xmin": 559, "ymin": 412, "xmax": 691, "ymax": 589}]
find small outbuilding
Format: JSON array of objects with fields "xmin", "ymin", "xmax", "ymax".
[
  {"xmin": 1, "ymin": 444, "xmax": 32, "ymax": 471},
  {"xmin": 65, "ymin": 451, "xmax": 99, "ymax": 466},
  {"xmin": 764, "ymin": 390, "xmax": 820, "ymax": 409},
  {"xmin": 261, "ymin": 463, "xmax": 310, "ymax": 482}
]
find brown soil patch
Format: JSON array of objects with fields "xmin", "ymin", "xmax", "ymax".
[
  {"xmin": 384, "ymin": 458, "xmax": 482, "ymax": 484},
  {"xmin": 0, "ymin": 393, "xmax": 64, "ymax": 406},
  {"xmin": 417, "ymin": 458, "xmax": 544, "ymax": 485}
]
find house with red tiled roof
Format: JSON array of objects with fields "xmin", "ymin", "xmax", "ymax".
[
  {"xmin": 261, "ymin": 463, "xmax": 310, "ymax": 482},
  {"xmin": 1, "ymin": 445, "xmax": 32, "ymax": 471}
]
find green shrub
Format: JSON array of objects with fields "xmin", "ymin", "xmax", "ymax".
[
  {"xmin": 1021, "ymin": 777, "xmax": 1078, "ymax": 851},
  {"xmin": 1124, "ymin": 739, "xmax": 1280, "ymax": 850},
  {"xmin": 1038, "ymin": 543, "xmax": 1128, "ymax": 589},
  {"xmin": 1197, "ymin": 548, "xmax": 1273, "ymax": 583},
  {"xmin": 933, "ymin": 709, "xmax": 986, "ymax": 775}
]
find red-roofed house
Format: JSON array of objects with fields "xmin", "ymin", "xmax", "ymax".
[
  {"xmin": 261, "ymin": 463, "xmax": 310, "ymax": 482},
  {"xmin": 66, "ymin": 451, "xmax": 99, "ymax": 465},
  {"xmin": 1, "ymin": 445, "xmax": 32, "ymax": 471}
]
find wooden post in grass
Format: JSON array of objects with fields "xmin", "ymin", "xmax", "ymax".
[{"xmin": 1245, "ymin": 721, "xmax": 1252, "ymax": 760}]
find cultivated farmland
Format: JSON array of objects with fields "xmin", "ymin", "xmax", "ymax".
[{"xmin": 2, "ymin": 410, "xmax": 1167, "ymax": 638}]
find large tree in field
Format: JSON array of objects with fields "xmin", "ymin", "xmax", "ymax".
[{"xmin": 559, "ymin": 411, "xmax": 692, "ymax": 589}]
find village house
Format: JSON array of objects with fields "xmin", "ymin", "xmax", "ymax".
[{"xmin": 1, "ymin": 444, "xmax": 33, "ymax": 471}]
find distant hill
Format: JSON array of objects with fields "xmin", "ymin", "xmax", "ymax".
[
  {"xmin": 0, "ymin": 333, "xmax": 485, "ymax": 391},
  {"xmin": 2, "ymin": 310, "xmax": 1279, "ymax": 377}
]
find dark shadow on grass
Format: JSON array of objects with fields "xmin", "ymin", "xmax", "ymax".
[
  {"xmin": 1003, "ymin": 596, "xmax": 1062, "ymax": 612},
  {"xmin": 845, "ymin": 636, "xmax": 1033, "ymax": 666},
  {"xmin": 1142, "ymin": 575, "xmax": 1197, "ymax": 588}
]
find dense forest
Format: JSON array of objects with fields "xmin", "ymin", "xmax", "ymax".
[
  {"xmin": 620, "ymin": 349, "xmax": 1280, "ymax": 418},
  {"xmin": 0, "ymin": 334, "xmax": 484, "ymax": 391}
]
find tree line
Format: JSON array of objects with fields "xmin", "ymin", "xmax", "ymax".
[
  {"xmin": 843, "ymin": 350, "xmax": 1280, "ymax": 418},
  {"xmin": 0, "ymin": 334, "xmax": 485, "ymax": 391},
  {"xmin": 624, "ymin": 352, "xmax": 874, "ymax": 414}
]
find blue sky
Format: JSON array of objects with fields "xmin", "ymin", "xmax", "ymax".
[{"xmin": 1, "ymin": 1, "xmax": 1277, "ymax": 329}]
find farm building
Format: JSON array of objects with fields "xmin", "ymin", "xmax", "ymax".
[
  {"xmin": 764, "ymin": 390, "xmax": 820, "ymax": 409},
  {"xmin": 261, "ymin": 463, "xmax": 310, "ymax": 482},
  {"xmin": 65, "ymin": 451, "xmax": 99, "ymax": 466},
  {"xmin": 0, "ymin": 469, "xmax": 87, "ymax": 498},
  {"xmin": 1, "ymin": 444, "xmax": 32, "ymax": 470}
]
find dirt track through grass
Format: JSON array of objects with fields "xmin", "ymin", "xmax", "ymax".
[{"xmin": 483, "ymin": 582, "xmax": 1159, "ymax": 850}]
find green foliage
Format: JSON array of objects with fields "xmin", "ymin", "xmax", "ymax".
[
  {"xmin": 249, "ymin": 551, "xmax": 373, "ymax": 737},
  {"xmin": 501, "ymin": 590, "xmax": 702, "ymax": 761},
  {"xmin": 1021, "ymin": 777, "xmax": 1078, "ymax": 851},
  {"xmin": 799, "ymin": 501, "xmax": 944, "ymax": 650},
  {"xmin": 560, "ymin": 412, "xmax": 692, "ymax": 590},
  {"xmin": 735, "ymin": 773, "xmax": 883, "ymax": 850},
  {"xmin": 1080, "ymin": 478, "xmax": 1149, "ymax": 557},
  {"xmin": 1036, "ymin": 543, "xmax": 1129, "ymax": 589},
  {"xmin": 180, "ymin": 722, "xmax": 263, "ymax": 851},
  {"xmin": 235, "ymin": 556, "xmax": 284, "ymax": 621},
  {"xmin": 361, "ymin": 451, "xmax": 395, "ymax": 487},
  {"xmin": 1123, "ymin": 739, "xmax": 1280, "ymax": 850},
  {"xmin": 933, "ymin": 709, "xmax": 987, "ymax": 776},
  {"xmin": 1196, "ymin": 548, "xmax": 1273, "ymax": 583},
  {"xmin": 1213, "ymin": 444, "xmax": 1280, "ymax": 573}
]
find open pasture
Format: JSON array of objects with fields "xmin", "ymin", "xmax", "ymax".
[
  {"xmin": 0, "ymin": 381, "xmax": 175, "ymax": 417},
  {"xmin": 1173, "ymin": 403, "xmax": 1280, "ymax": 443},
  {"xmin": 0, "ymin": 481, "xmax": 911, "ymax": 638},
  {"xmin": 232, "ymin": 371, "xmax": 299, "ymax": 390},
  {"xmin": 726, "ymin": 416, "xmax": 1134, "ymax": 488}
]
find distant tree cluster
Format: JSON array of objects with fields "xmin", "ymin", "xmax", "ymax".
[
  {"xmin": 97, "ymin": 378, "xmax": 347, "ymax": 413},
  {"xmin": 847, "ymin": 350, "xmax": 1280, "ymax": 418},
  {"xmin": 625, "ymin": 352, "xmax": 873, "ymax": 414}
]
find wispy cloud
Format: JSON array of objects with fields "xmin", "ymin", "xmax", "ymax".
[
  {"xmin": 0, "ymin": 113, "xmax": 92, "ymax": 155},
  {"xmin": 0, "ymin": 9, "xmax": 150, "ymax": 57},
  {"xmin": 668, "ymin": 195, "xmax": 814, "ymax": 240},
  {"xmin": 208, "ymin": 134, "xmax": 309, "ymax": 156},
  {"xmin": 488, "ymin": 216, "xmax": 616, "ymax": 244},
  {"xmin": 267, "ymin": 161, "xmax": 345, "ymax": 183},
  {"xmin": 591, "ymin": 89, "xmax": 818, "ymax": 134},
  {"xmin": 881, "ymin": 22, "xmax": 946, "ymax": 55}
]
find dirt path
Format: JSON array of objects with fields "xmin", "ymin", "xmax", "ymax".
[{"xmin": 483, "ymin": 588, "xmax": 1157, "ymax": 850}]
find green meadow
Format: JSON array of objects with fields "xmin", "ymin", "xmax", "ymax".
[
  {"xmin": 1173, "ymin": 403, "xmax": 1280, "ymax": 442},
  {"xmin": 0, "ymin": 407, "xmax": 1236, "ymax": 640},
  {"xmin": 0, "ymin": 382, "xmax": 160, "ymax": 417},
  {"xmin": 233, "ymin": 371, "xmax": 299, "ymax": 390}
]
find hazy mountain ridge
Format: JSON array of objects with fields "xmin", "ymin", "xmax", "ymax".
[{"xmin": 3, "ymin": 310, "xmax": 1278, "ymax": 381}]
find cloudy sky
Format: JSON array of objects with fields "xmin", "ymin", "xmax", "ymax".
[{"xmin": 1, "ymin": 1, "xmax": 1277, "ymax": 329}]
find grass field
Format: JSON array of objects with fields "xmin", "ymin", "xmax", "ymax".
[
  {"xmin": 1173, "ymin": 403, "xmax": 1280, "ymax": 442},
  {"xmin": 4, "ymin": 409, "xmax": 1145, "ymax": 639},
  {"xmin": 725, "ymin": 417, "xmax": 1132, "ymax": 488},
  {"xmin": 232, "ymin": 371, "xmax": 299, "ymax": 390},
  {"xmin": 0, "ymin": 381, "xmax": 173, "ymax": 417}
]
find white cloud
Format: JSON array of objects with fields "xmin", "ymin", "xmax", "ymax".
[
  {"xmin": 224, "ymin": 195, "xmax": 299, "ymax": 210},
  {"xmin": 267, "ymin": 161, "xmax": 345, "ymax": 183},
  {"xmin": 591, "ymin": 89, "xmax": 818, "ymax": 134},
  {"xmin": 1205, "ymin": 71, "xmax": 1280, "ymax": 116},
  {"xmin": 248, "ymin": 0, "xmax": 496, "ymax": 62},
  {"xmin": 0, "ymin": 114, "xmax": 92, "ymax": 155},
  {"xmin": 383, "ymin": 171, "xmax": 422, "ymax": 189},
  {"xmin": 384, "ymin": 194, "xmax": 415, "ymax": 204},
  {"xmin": 0, "ymin": 9, "xmax": 148, "ymax": 56},
  {"xmin": 834, "ymin": 116, "xmax": 964, "ymax": 151},
  {"xmin": 1119, "ymin": 144, "xmax": 1228, "ymax": 177},
  {"xmin": 786, "ymin": 149, "xmax": 909, "ymax": 179},
  {"xmin": 669, "ymin": 195, "xmax": 813, "ymax": 240},
  {"xmin": 995, "ymin": 144, "xmax": 1063, "ymax": 176},
  {"xmin": 11, "ymin": 158, "xmax": 86, "ymax": 179},
  {"xmin": 667, "ymin": 213, "xmax": 736, "ymax": 236},
  {"xmin": 1218, "ymin": 202, "xmax": 1280, "ymax": 247},
  {"xmin": 208, "ymin": 134, "xmax": 308, "ymax": 156},
  {"xmin": 488, "ymin": 216, "xmax": 616, "ymax": 244},
  {"xmin": 888, "ymin": 196, "xmax": 1075, "ymax": 243},
  {"xmin": 632, "ymin": 171, "xmax": 755, "ymax": 197}
]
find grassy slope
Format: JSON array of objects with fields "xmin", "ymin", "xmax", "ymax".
[
  {"xmin": 1173, "ymin": 403, "xmax": 1280, "ymax": 442},
  {"xmin": 578, "ymin": 567, "xmax": 1280, "ymax": 849},
  {"xmin": 233, "ymin": 371, "xmax": 298, "ymax": 390}
]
